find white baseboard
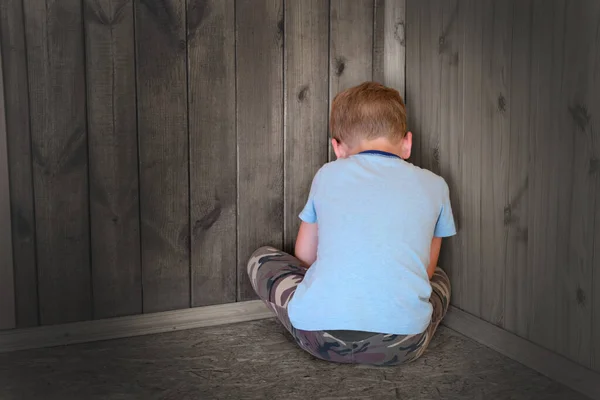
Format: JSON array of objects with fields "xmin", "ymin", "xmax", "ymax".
[
  {"xmin": 443, "ymin": 306, "xmax": 600, "ymax": 400},
  {"xmin": 0, "ymin": 300, "xmax": 273, "ymax": 353}
]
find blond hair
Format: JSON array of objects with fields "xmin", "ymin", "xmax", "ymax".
[{"xmin": 330, "ymin": 81, "xmax": 407, "ymax": 146}]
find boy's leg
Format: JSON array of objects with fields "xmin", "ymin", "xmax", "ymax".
[
  {"xmin": 247, "ymin": 246, "xmax": 307, "ymax": 332},
  {"xmin": 247, "ymin": 247, "xmax": 355, "ymax": 363},
  {"xmin": 347, "ymin": 268, "xmax": 450, "ymax": 366},
  {"xmin": 409, "ymin": 266, "xmax": 452, "ymax": 360},
  {"xmin": 429, "ymin": 266, "xmax": 452, "ymax": 326}
]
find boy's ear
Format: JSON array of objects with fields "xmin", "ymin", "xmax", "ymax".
[
  {"xmin": 331, "ymin": 138, "xmax": 348, "ymax": 159},
  {"xmin": 401, "ymin": 131, "xmax": 413, "ymax": 160}
]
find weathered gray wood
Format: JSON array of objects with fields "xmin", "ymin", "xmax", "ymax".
[
  {"xmin": 23, "ymin": 0, "xmax": 91, "ymax": 325},
  {"xmin": 504, "ymin": 0, "xmax": 533, "ymax": 339},
  {"xmin": 594, "ymin": 7, "xmax": 600, "ymax": 372},
  {"xmin": 438, "ymin": 0, "xmax": 464, "ymax": 309},
  {"xmin": 526, "ymin": 0, "xmax": 565, "ymax": 354},
  {"xmin": 443, "ymin": 307, "xmax": 600, "ymax": 400},
  {"xmin": 373, "ymin": 0, "xmax": 406, "ymax": 98},
  {"xmin": 479, "ymin": 0, "xmax": 512, "ymax": 326},
  {"xmin": 236, "ymin": 0, "xmax": 284, "ymax": 300},
  {"xmin": 283, "ymin": 0, "xmax": 329, "ymax": 253},
  {"xmin": 0, "ymin": 300, "xmax": 271, "ymax": 353},
  {"xmin": 553, "ymin": 0, "xmax": 599, "ymax": 367},
  {"xmin": 0, "ymin": 36, "xmax": 16, "ymax": 330},
  {"xmin": 0, "ymin": 0, "xmax": 38, "ymax": 328},
  {"xmin": 459, "ymin": 0, "xmax": 483, "ymax": 317},
  {"xmin": 84, "ymin": 0, "xmax": 142, "ymax": 319},
  {"xmin": 187, "ymin": 0, "xmax": 237, "ymax": 306},
  {"xmin": 329, "ymin": 0, "xmax": 374, "ymax": 161},
  {"xmin": 404, "ymin": 1, "xmax": 421, "ymax": 166},
  {"xmin": 416, "ymin": 0, "xmax": 442, "ymax": 174},
  {"xmin": 135, "ymin": 0, "xmax": 190, "ymax": 312}
]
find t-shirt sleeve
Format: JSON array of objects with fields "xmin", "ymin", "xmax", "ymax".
[
  {"xmin": 434, "ymin": 179, "xmax": 457, "ymax": 237},
  {"xmin": 298, "ymin": 170, "xmax": 321, "ymax": 224}
]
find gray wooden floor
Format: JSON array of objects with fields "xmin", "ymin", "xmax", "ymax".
[{"xmin": 0, "ymin": 319, "xmax": 589, "ymax": 400}]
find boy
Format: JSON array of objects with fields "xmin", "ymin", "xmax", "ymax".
[{"xmin": 247, "ymin": 82, "xmax": 456, "ymax": 366}]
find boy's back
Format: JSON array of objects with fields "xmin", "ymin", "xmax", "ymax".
[
  {"xmin": 288, "ymin": 151, "xmax": 455, "ymax": 335},
  {"xmin": 246, "ymin": 82, "xmax": 456, "ymax": 365}
]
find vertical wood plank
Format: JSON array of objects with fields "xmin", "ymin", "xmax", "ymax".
[
  {"xmin": 373, "ymin": 0, "xmax": 406, "ymax": 98},
  {"xmin": 404, "ymin": 0, "xmax": 421, "ymax": 166},
  {"xmin": 526, "ymin": 0, "xmax": 564, "ymax": 352},
  {"xmin": 593, "ymin": 0, "xmax": 600, "ymax": 373},
  {"xmin": 404, "ymin": 0, "xmax": 422, "ymax": 165},
  {"xmin": 283, "ymin": 0, "xmax": 329, "ymax": 253},
  {"xmin": 438, "ymin": 0, "xmax": 463, "ymax": 308},
  {"xmin": 188, "ymin": 0, "xmax": 237, "ymax": 306},
  {"xmin": 553, "ymin": 0, "xmax": 598, "ymax": 366},
  {"xmin": 416, "ymin": 0, "xmax": 442, "ymax": 174},
  {"xmin": 135, "ymin": 0, "xmax": 190, "ymax": 313},
  {"xmin": 460, "ymin": 0, "xmax": 483, "ymax": 316},
  {"xmin": 0, "ymin": 0, "xmax": 39, "ymax": 327},
  {"xmin": 84, "ymin": 0, "xmax": 142, "ymax": 319},
  {"xmin": 23, "ymin": 0, "xmax": 92, "ymax": 325},
  {"xmin": 0, "ymin": 34, "xmax": 16, "ymax": 330},
  {"xmin": 504, "ymin": 0, "xmax": 533, "ymax": 339},
  {"xmin": 479, "ymin": 0, "xmax": 513, "ymax": 326},
  {"xmin": 236, "ymin": 0, "xmax": 284, "ymax": 300},
  {"xmin": 329, "ymin": 0, "xmax": 374, "ymax": 161}
]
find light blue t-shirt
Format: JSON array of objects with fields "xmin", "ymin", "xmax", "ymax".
[{"xmin": 287, "ymin": 150, "xmax": 456, "ymax": 335}]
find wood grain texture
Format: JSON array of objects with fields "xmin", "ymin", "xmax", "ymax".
[
  {"xmin": 135, "ymin": 0, "xmax": 190, "ymax": 313},
  {"xmin": 526, "ymin": 0, "xmax": 565, "ymax": 353},
  {"xmin": 23, "ymin": 0, "xmax": 92, "ymax": 325},
  {"xmin": 438, "ymin": 0, "xmax": 464, "ymax": 309},
  {"xmin": 593, "ymin": 0, "xmax": 600, "ymax": 373},
  {"xmin": 329, "ymin": 0, "xmax": 374, "ymax": 161},
  {"xmin": 553, "ymin": 0, "xmax": 599, "ymax": 367},
  {"xmin": 416, "ymin": 0, "xmax": 442, "ymax": 174},
  {"xmin": 236, "ymin": 0, "xmax": 284, "ymax": 300},
  {"xmin": 373, "ymin": 0, "xmax": 406, "ymax": 98},
  {"xmin": 187, "ymin": 0, "xmax": 237, "ymax": 306},
  {"xmin": 404, "ymin": 0, "xmax": 421, "ymax": 166},
  {"xmin": 444, "ymin": 307, "xmax": 600, "ymax": 400},
  {"xmin": 0, "ymin": 37, "xmax": 16, "ymax": 330},
  {"xmin": 479, "ymin": 0, "xmax": 512, "ymax": 327},
  {"xmin": 0, "ymin": 300, "xmax": 271, "ymax": 353},
  {"xmin": 0, "ymin": 0, "xmax": 38, "ymax": 327},
  {"xmin": 84, "ymin": 0, "xmax": 142, "ymax": 319},
  {"xmin": 283, "ymin": 0, "xmax": 329, "ymax": 253},
  {"xmin": 504, "ymin": 0, "xmax": 533, "ymax": 339},
  {"xmin": 459, "ymin": 0, "xmax": 483, "ymax": 316}
]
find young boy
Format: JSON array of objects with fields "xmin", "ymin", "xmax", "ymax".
[{"xmin": 247, "ymin": 82, "xmax": 456, "ymax": 366}]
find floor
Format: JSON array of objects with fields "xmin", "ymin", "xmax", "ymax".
[{"xmin": 0, "ymin": 319, "xmax": 589, "ymax": 400}]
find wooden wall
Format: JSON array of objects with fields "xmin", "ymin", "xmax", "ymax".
[
  {"xmin": 405, "ymin": 0, "xmax": 600, "ymax": 372},
  {"xmin": 2, "ymin": 0, "xmax": 598, "ymax": 377},
  {"xmin": 0, "ymin": 0, "xmax": 406, "ymax": 328}
]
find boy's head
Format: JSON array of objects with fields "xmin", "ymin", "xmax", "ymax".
[{"xmin": 330, "ymin": 81, "xmax": 412, "ymax": 159}]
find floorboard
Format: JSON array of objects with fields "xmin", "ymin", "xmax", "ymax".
[{"xmin": 0, "ymin": 319, "xmax": 588, "ymax": 400}]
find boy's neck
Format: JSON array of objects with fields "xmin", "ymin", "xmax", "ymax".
[{"xmin": 350, "ymin": 138, "xmax": 405, "ymax": 159}]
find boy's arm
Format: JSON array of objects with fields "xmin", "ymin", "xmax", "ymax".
[
  {"xmin": 427, "ymin": 237, "xmax": 443, "ymax": 279},
  {"xmin": 295, "ymin": 221, "xmax": 318, "ymax": 267}
]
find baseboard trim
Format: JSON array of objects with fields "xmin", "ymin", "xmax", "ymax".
[
  {"xmin": 443, "ymin": 306, "xmax": 600, "ymax": 400},
  {"xmin": 0, "ymin": 300, "xmax": 273, "ymax": 353}
]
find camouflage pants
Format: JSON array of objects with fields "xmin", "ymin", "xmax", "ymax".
[{"xmin": 247, "ymin": 246, "xmax": 451, "ymax": 366}]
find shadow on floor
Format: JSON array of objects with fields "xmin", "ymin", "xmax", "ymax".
[{"xmin": 0, "ymin": 319, "xmax": 589, "ymax": 400}]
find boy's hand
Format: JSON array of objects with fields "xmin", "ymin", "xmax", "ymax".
[{"xmin": 295, "ymin": 221, "xmax": 318, "ymax": 267}]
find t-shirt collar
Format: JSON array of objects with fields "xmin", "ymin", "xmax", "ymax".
[{"xmin": 357, "ymin": 150, "xmax": 402, "ymax": 159}]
